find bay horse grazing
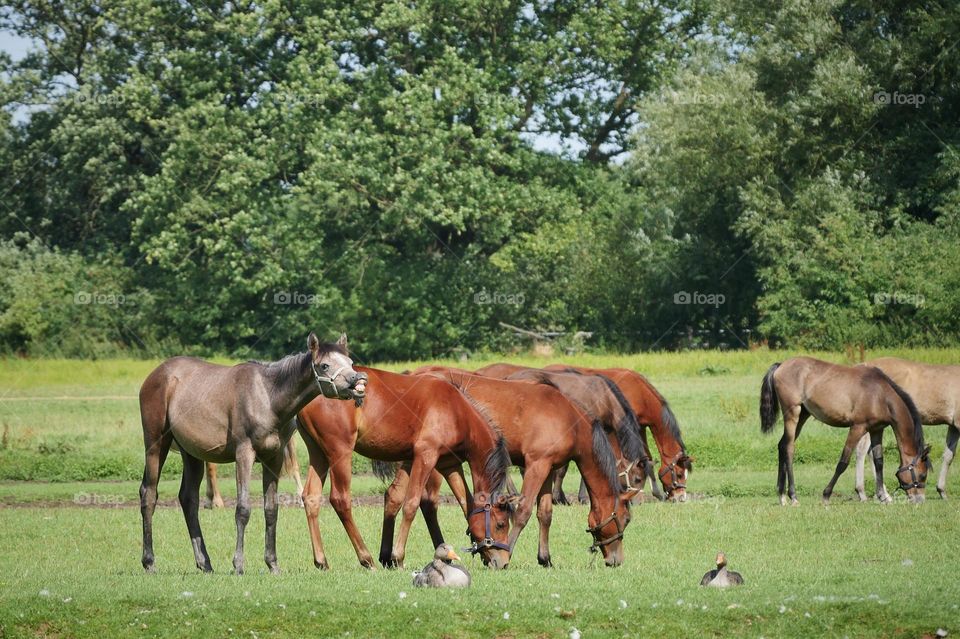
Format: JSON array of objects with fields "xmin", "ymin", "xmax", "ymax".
[
  {"xmin": 760, "ymin": 357, "xmax": 931, "ymax": 505},
  {"xmin": 472, "ymin": 364, "xmax": 653, "ymax": 502},
  {"xmin": 852, "ymin": 357, "xmax": 960, "ymax": 500},
  {"xmin": 203, "ymin": 437, "xmax": 302, "ymax": 509},
  {"xmin": 138, "ymin": 333, "xmax": 367, "ymax": 574},
  {"xmin": 403, "ymin": 366, "xmax": 637, "ymax": 567},
  {"xmin": 296, "ymin": 366, "xmax": 512, "ymax": 570}
]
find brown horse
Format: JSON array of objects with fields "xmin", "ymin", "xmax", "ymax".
[
  {"xmin": 296, "ymin": 366, "xmax": 512, "ymax": 570},
  {"xmin": 138, "ymin": 333, "xmax": 366, "ymax": 574},
  {"xmin": 760, "ymin": 357, "xmax": 931, "ymax": 505},
  {"xmin": 478, "ymin": 363, "xmax": 691, "ymax": 502},
  {"xmin": 395, "ymin": 366, "xmax": 637, "ymax": 567},
  {"xmin": 203, "ymin": 437, "xmax": 302, "ymax": 509},
  {"xmin": 853, "ymin": 357, "xmax": 960, "ymax": 500}
]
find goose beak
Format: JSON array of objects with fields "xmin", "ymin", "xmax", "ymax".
[
  {"xmin": 448, "ymin": 549, "xmax": 461, "ymax": 561},
  {"xmin": 716, "ymin": 552, "xmax": 726, "ymax": 567}
]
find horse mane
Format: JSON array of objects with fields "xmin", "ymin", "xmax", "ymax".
[
  {"xmin": 636, "ymin": 373, "xmax": 687, "ymax": 451},
  {"xmin": 593, "ymin": 374, "xmax": 645, "ymax": 464},
  {"xmin": 871, "ymin": 368, "xmax": 925, "ymax": 452},
  {"xmin": 484, "ymin": 436, "xmax": 511, "ymax": 496},
  {"xmin": 591, "ymin": 419, "xmax": 621, "ymax": 494}
]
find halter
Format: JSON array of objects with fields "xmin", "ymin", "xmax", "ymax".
[
  {"xmin": 586, "ymin": 510, "xmax": 625, "ymax": 554},
  {"xmin": 658, "ymin": 453, "xmax": 688, "ymax": 495},
  {"xmin": 465, "ymin": 501, "xmax": 511, "ymax": 554},
  {"xmin": 895, "ymin": 451, "xmax": 928, "ymax": 492},
  {"xmin": 312, "ymin": 361, "xmax": 349, "ymax": 399},
  {"xmin": 618, "ymin": 460, "xmax": 638, "ymax": 491}
]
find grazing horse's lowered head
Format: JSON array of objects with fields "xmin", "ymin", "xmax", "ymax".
[{"xmin": 307, "ymin": 332, "xmax": 367, "ymax": 404}]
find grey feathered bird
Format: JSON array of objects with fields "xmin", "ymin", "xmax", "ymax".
[
  {"xmin": 700, "ymin": 552, "xmax": 744, "ymax": 587},
  {"xmin": 412, "ymin": 543, "xmax": 471, "ymax": 588}
]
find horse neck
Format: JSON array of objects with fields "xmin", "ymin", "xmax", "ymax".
[
  {"xmin": 267, "ymin": 353, "xmax": 319, "ymax": 420},
  {"xmin": 634, "ymin": 388, "xmax": 683, "ymax": 460},
  {"xmin": 462, "ymin": 410, "xmax": 498, "ymax": 496}
]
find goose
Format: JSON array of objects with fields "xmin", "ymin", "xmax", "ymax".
[
  {"xmin": 412, "ymin": 543, "xmax": 472, "ymax": 588},
  {"xmin": 700, "ymin": 552, "xmax": 744, "ymax": 587}
]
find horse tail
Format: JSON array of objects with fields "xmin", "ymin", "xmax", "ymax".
[
  {"xmin": 371, "ymin": 459, "xmax": 398, "ymax": 482},
  {"xmin": 872, "ymin": 368, "xmax": 925, "ymax": 453},
  {"xmin": 587, "ymin": 419, "xmax": 620, "ymax": 493},
  {"xmin": 760, "ymin": 363, "xmax": 781, "ymax": 434}
]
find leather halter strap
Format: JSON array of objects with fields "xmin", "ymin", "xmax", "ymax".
[
  {"xmin": 586, "ymin": 511, "xmax": 625, "ymax": 553},
  {"xmin": 312, "ymin": 361, "xmax": 348, "ymax": 399},
  {"xmin": 895, "ymin": 451, "xmax": 927, "ymax": 492},
  {"xmin": 658, "ymin": 452, "xmax": 687, "ymax": 494},
  {"xmin": 466, "ymin": 502, "xmax": 511, "ymax": 554}
]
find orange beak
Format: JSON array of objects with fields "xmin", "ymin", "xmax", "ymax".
[{"xmin": 447, "ymin": 548, "xmax": 461, "ymax": 562}]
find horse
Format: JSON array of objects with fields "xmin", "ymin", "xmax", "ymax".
[
  {"xmin": 202, "ymin": 437, "xmax": 302, "ymax": 509},
  {"xmin": 138, "ymin": 333, "xmax": 366, "ymax": 574},
  {"xmin": 295, "ymin": 366, "xmax": 513, "ymax": 570},
  {"xmin": 852, "ymin": 357, "xmax": 960, "ymax": 500},
  {"xmin": 760, "ymin": 357, "xmax": 931, "ymax": 505},
  {"xmin": 478, "ymin": 363, "xmax": 691, "ymax": 502},
  {"xmin": 396, "ymin": 366, "xmax": 638, "ymax": 567}
]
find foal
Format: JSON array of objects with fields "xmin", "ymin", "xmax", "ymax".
[
  {"xmin": 760, "ymin": 357, "xmax": 930, "ymax": 505},
  {"xmin": 138, "ymin": 333, "xmax": 366, "ymax": 574}
]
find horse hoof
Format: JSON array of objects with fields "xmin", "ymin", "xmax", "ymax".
[
  {"xmin": 791, "ymin": 498, "xmax": 799, "ymax": 506},
  {"xmin": 938, "ymin": 488, "xmax": 947, "ymax": 500},
  {"xmin": 359, "ymin": 558, "xmax": 376, "ymax": 571},
  {"xmin": 268, "ymin": 565, "xmax": 280, "ymax": 575},
  {"xmin": 857, "ymin": 493, "xmax": 868, "ymax": 502},
  {"xmin": 143, "ymin": 564, "xmax": 156, "ymax": 574},
  {"xmin": 537, "ymin": 555, "xmax": 552, "ymax": 568},
  {"xmin": 313, "ymin": 559, "xmax": 329, "ymax": 571}
]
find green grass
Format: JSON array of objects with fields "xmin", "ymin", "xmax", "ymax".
[{"xmin": 2, "ymin": 349, "xmax": 960, "ymax": 637}]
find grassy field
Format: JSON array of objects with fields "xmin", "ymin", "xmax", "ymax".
[{"xmin": 1, "ymin": 348, "xmax": 960, "ymax": 638}]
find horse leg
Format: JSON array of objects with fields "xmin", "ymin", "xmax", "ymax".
[
  {"xmin": 822, "ymin": 425, "xmax": 866, "ymax": 503},
  {"xmin": 536, "ymin": 475, "xmax": 554, "ymax": 567},
  {"xmin": 938, "ymin": 424, "xmax": 959, "ymax": 499},
  {"xmin": 232, "ymin": 444, "xmax": 255, "ymax": 575},
  {"xmin": 552, "ymin": 463, "xmax": 570, "ymax": 505},
  {"xmin": 780, "ymin": 404, "xmax": 810, "ymax": 506},
  {"xmin": 139, "ymin": 400, "xmax": 173, "ymax": 573},
  {"xmin": 379, "ymin": 461, "xmax": 411, "ymax": 568},
  {"xmin": 869, "ymin": 429, "xmax": 892, "ymax": 503},
  {"xmin": 577, "ymin": 476, "xmax": 589, "ymax": 505},
  {"xmin": 261, "ymin": 451, "xmax": 284, "ymax": 574},
  {"xmin": 303, "ymin": 458, "xmax": 330, "ymax": 570},
  {"xmin": 854, "ymin": 434, "xmax": 871, "ymax": 502},
  {"xmin": 507, "ymin": 459, "xmax": 552, "ymax": 555},
  {"xmin": 328, "ymin": 452, "xmax": 376, "ymax": 569},
  {"xmin": 443, "ymin": 465, "xmax": 471, "ymax": 517},
  {"xmin": 179, "ymin": 451, "xmax": 213, "ymax": 572},
  {"xmin": 420, "ymin": 469, "xmax": 446, "ymax": 549},
  {"xmin": 392, "ymin": 449, "xmax": 440, "ymax": 568},
  {"xmin": 641, "ymin": 429, "xmax": 665, "ymax": 501},
  {"xmin": 204, "ymin": 463, "xmax": 225, "ymax": 509},
  {"xmin": 283, "ymin": 438, "xmax": 304, "ymax": 507}
]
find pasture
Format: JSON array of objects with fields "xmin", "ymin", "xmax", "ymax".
[{"xmin": 2, "ymin": 348, "xmax": 960, "ymax": 638}]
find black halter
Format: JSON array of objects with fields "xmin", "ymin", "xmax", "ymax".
[
  {"xmin": 895, "ymin": 451, "xmax": 928, "ymax": 492},
  {"xmin": 465, "ymin": 501, "xmax": 511, "ymax": 554},
  {"xmin": 586, "ymin": 511, "xmax": 625, "ymax": 554},
  {"xmin": 658, "ymin": 453, "xmax": 687, "ymax": 495}
]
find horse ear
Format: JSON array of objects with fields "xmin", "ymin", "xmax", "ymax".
[
  {"xmin": 336, "ymin": 332, "xmax": 349, "ymax": 351},
  {"xmin": 923, "ymin": 444, "xmax": 932, "ymax": 457},
  {"xmin": 307, "ymin": 332, "xmax": 319, "ymax": 354}
]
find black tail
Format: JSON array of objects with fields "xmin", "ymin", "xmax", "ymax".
[
  {"xmin": 591, "ymin": 419, "xmax": 620, "ymax": 493},
  {"xmin": 371, "ymin": 459, "xmax": 398, "ymax": 482},
  {"xmin": 871, "ymin": 368, "xmax": 925, "ymax": 453},
  {"xmin": 760, "ymin": 363, "xmax": 781, "ymax": 434}
]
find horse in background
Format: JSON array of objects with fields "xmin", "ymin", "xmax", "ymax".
[
  {"xmin": 760, "ymin": 356, "xmax": 930, "ymax": 505},
  {"xmin": 852, "ymin": 357, "xmax": 959, "ymax": 500}
]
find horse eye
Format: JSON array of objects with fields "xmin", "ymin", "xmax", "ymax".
[{"xmin": 321, "ymin": 363, "xmax": 329, "ymax": 371}]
